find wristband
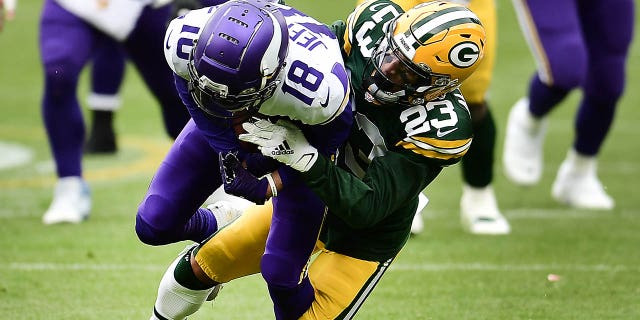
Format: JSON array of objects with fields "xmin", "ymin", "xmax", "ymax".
[{"xmin": 265, "ymin": 173, "xmax": 278, "ymax": 198}]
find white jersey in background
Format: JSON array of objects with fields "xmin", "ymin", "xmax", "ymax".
[{"xmin": 54, "ymin": 0, "xmax": 171, "ymax": 40}]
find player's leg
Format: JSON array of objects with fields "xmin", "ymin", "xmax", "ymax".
[
  {"xmin": 551, "ymin": 0, "xmax": 634, "ymax": 210},
  {"xmin": 151, "ymin": 203, "xmax": 271, "ymax": 320},
  {"xmin": 124, "ymin": 4, "xmax": 190, "ymax": 140},
  {"xmin": 262, "ymin": 181, "xmax": 326, "ymax": 320},
  {"xmin": 135, "ymin": 119, "xmax": 231, "ymax": 245},
  {"xmin": 504, "ymin": 0, "xmax": 585, "ymax": 185},
  {"xmin": 458, "ymin": 0, "xmax": 510, "ymax": 235},
  {"xmin": 299, "ymin": 246, "xmax": 393, "ymax": 320},
  {"xmin": 85, "ymin": 36, "xmax": 126, "ymax": 154},
  {"xmin": 39, "ymin": 0, "xmax": 96, "ymax": 224}
]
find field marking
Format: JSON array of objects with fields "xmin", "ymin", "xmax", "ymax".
[
  {"xmin": 423, "ymin": 208, "xmax": 639, "ymax": 220},
  {"xmin": 4, "ymin": 262, "xmax": 637, "ymax": 273},
  {"xmin": 390, "ymin": 263, "xmax": 638, "ymax": 272},
  {"xmin": 0, "ymin": 141, "xmax": 33, "ymax": 170},
  {"xmin": 0, "ymin": 136, "xmax": 171, "ymax": 188}
]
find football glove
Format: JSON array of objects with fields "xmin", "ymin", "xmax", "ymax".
[
  {"xmin": 219, "ymin": 152, "xmax": 269, "ymax": 205},
  {"xmin": 238, "ymin": 119, "xmax": 318, "ymax": 172},
  {"xmin": 243, "ymin": 152, "xmax": 280, "ymax": 178}
]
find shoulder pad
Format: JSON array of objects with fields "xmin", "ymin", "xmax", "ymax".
[
  {"xmin": 395, "ymin": 89, "xmax": 473, "ymax": 165},
  {"xmin": 343, "ymin": 0, "xmax": 403, "ymax": 57}
]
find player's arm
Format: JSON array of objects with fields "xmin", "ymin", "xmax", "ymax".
[
  {"xmin": 239, "ymin": 119, "xmax": 439, "ymax": 228},
  {"xmin": 303, "ymin": 150, "xmax": 439, "ymax": 228}
]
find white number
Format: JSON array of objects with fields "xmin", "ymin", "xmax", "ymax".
[
  {"xmin": 400, "ymin": 100, "xmax": 458, "ymax": 135},
  {"xmin": 355, "ymin": 5, "xmax": 400, "ymax": 58}
]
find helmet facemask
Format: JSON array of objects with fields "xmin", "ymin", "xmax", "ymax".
[
  {"xmin": 364, "ymin": 34, "xmax": 459, "ymax": 106},
  {"xmin": 187, "ymin": 47, "xmax": 283, "ymax": 119}
]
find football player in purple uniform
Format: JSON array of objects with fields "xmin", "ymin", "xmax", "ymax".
[
  {"xmin": 136, "ymin": 1, "xmax": 352, "ymax": 319},
  {"xmin": 39, "ymin": 0, "xmax": 193, "ymax": 224},
  {"xmin": 503, "ymin": 0, "xmax": 634, "ymax": 210},
  {"xmin": 84, "ymin": 38, "xmax": 127, "ymax": 154},
  {"xmin": 83, "ymin": 0, "xmax": 226, "ymax": 155}
]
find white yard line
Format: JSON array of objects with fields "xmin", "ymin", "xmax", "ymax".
[
  {"xmin": 4, "ymin": 262, "xmax": 637, "ymax": 273},
  {"xmin": 423, "ymin": 208, "xmax": 638, "ymax": 220}
]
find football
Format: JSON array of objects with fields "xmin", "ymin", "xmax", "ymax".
[{"xmin": 231, "ymin": 117, "xmax": 259, "ymax": 153}]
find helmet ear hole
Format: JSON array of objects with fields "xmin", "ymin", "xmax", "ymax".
[{"xmin": 188, "ymin": 0, "xmax": 289, "ymax": 119}]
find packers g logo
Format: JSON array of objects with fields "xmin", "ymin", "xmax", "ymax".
[{"xmin": 449, "ymin": 41, "xmax": 480, "ymax": 68}]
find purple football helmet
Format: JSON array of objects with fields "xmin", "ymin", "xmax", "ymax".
[{"xmin": 187, "ymin": 0, "xmax": 289, "ymax": 119}]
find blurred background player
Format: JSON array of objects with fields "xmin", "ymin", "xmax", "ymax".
[
  {"xmin": 83, "ymin": 0, "xmax": 222, "ymax": 154},
  {"xmin": 84, "ymin": 37, "xmax": 126, "ymax": 154},
  {"xmin": 359, "ymin": 0, "xmax": 510, "ymax": 235},
  {"xmin": 39, "ymin": 0, "xmax": 192, "ymax": 225},
  {"xmin": 503, "ymin": 0, "xmax": 634, "ymax": 210},
  {"xmin": 0, "ymin": 0, "xmax": 17, "ymax": 29}
]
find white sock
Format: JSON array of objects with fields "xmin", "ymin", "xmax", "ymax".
[
  {"xmin": 565, "ymin": 149, "xmax": 597, "ymax": 174},
  {"xmin": 87, "ymin": 92, "xmax": 121, "ymax": 111},
  {"xmin": 151, "ymin": 250, "xmax": 214, "ymax": 320}
]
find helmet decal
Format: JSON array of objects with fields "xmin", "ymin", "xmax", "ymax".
[{"xmin": 449, "ymin": 41, "xmax": 480, "ymax": 68}]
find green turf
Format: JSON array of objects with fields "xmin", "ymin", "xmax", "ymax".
[{"xmin": 1, "ymin": 1, "xmax": 639, "ymax": 319}]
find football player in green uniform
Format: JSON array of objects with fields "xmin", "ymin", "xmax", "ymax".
[
  {"xmin": 359, "ymin": 0, "xmax": 510, "ymax": 235},
  {"xmin": 149, "ymin": 1, "xmax": 485, "ymax": 318}
]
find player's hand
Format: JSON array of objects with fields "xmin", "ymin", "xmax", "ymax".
[
  {"xmin": 243, "ymin": 152, "xmax": 280, "ymax": 178},
  {"xmin": 219, "ymin": 152, "xmax": 269, "ymax": 205},
  {"xmin": 238, "ymin": 119, "xmax": 318, "ymax": 172}
]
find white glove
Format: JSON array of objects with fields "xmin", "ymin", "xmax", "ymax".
[{"xmin": 239, "ymin": 119, "xmax": 318, "ymax": 172}]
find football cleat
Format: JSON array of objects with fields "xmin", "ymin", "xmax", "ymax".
[
  {"xmin": 502, "ymin": 97, "xmax": 547, "ymax": 185},
  {"xmin": 207, "ymin": 201, "xmax": 243, "ymax": 230},
  {"xmin": 85, "ymin": 122, "xmax": 117, "ymax": 154},
  {"xmin": 460, "ymin": 184, "xmax": 510, "ymax": 235},
  {"xmin": 85, "ymin": 106, "xmax": 118, "ymax": 154},
  {"xmin": 552, "ymin": 149, "xmax": 614, "ymax": 210},
  {"xmin": 410, "ymin": 193, "xmax": 429, "ymax": 235},
  {"xmin": 206, "ymin": 284, "xmax": 224, "ymax": 301},
  {"xmin": 42, "ymin": 176, "xmax": 91, "ymax": 224}
]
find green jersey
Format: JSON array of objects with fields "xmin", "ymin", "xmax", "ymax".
[{"xmin": 304, "ymin": 0, "xmax": 474, "ymax": 262}]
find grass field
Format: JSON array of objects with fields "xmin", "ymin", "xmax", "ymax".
[{"xmin": 1, "ymin": 1, "xmax": 639, "ymax": 319}]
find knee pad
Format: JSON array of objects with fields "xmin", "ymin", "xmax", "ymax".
[
  {"xmin": 261, "ymin": 253, "xmax": 305, "ymax": 289},
  {"xmin": 134, "ymin": 214, "xmax": 171, "ymax": 246}
]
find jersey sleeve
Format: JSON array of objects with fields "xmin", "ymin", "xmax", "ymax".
[
  {"xmin": 393, "ymin": 89, "xmax": 474, "ymax": 167},
  {"xmin": 163, "ymin": 7, "xmax": 217, "ymax": 79},
  {"xmin": 302, "ymin": 150, "xmax": 439, "ymax": 229},
  {"xmin": 342, "ymin": 0, "xmax": 404, "ymax": 57},
  {"xmin": 257, "ymin": 9, "xmax": 351, "ymax": 126}
]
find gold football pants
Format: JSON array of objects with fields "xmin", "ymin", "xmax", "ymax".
[{"xmin": 194, "ymin": 201, "xmax": 393, "ymax": 319}]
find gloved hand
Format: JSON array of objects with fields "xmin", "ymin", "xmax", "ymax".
[
  {"xmin": 238, "ymin": 119, "xmax": 318, "ymax": 172},
  {"xmin": 243, "ymin": 152, "xmax": 280, "ymax": 177},
  {"xmin": 219, "ymin": 152, "xmax": 269, "ymax": 205}
]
